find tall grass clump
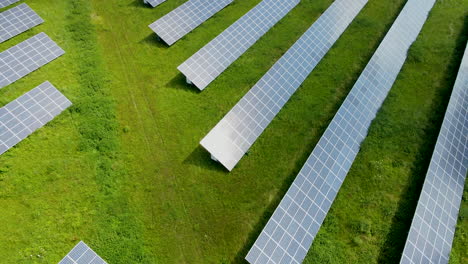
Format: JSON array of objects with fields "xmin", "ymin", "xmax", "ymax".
[{"xmin": 65, "ymin": 1, "xmax": 152, "ymax": 262}]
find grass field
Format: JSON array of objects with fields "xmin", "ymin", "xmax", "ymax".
[{"xmin": 0, "ymin": 0, "xmax": 466, "ymax": 263}]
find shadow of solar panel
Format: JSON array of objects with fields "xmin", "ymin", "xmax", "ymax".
[
  {"xmin": 178, "ymin": 0, "xmax": 300, "ymax": 90},
  {"xmin": 59, "ymin": 241, "xmax": 107, "ymax": 264},
  {"xmin": 0, "ymin": 0, "xmax": 20, "ymax": 9},
  {"xmin": 0, "ymin": 81, "xmax": 71, "ymax": 155},
  {"xmin": 144, "ymin": 0, "xmax": 166, "ymax": 8},
  {"xmin": 0, "ymin": 3, "xmax": 44, "ymax": 43},
  {"xmin": 201, "ymin": 0, "xmax": 368, "ymax": 171},
  {"xmin": 0, "ymin": 32, "xmax": 65, "ymax": 89},
  {"xmin": 149, "ymin": 0, "xmax": 233, "ymax": 46},
  {"xmin": 245, "ymin": 0, "xmax": 437, "ymax": 263},
  {"xmin": 400, "ymin": 44, "xmax": 468, "ymax": 264}
]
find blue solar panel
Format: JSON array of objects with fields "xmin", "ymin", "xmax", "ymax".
[
  {"xmin": 246, "ymin": 0, "xmax": 437, "ymax": 263},
  {"xmin": 0, "ymin": 81, "xmax": 71, "ymax": 155},
  {"xmin": 400, "ymin": 43, "xmax": 468, "ymax": 264},
  {"xmin": 0, "ymin": 32, "xmax": 65, "ymax": 89},
  {"xmin": 178, "ymin": 0, "xmax": 300, "ymax": 90},
  {"xmin": 149, "ymin": 0, "xmax": 233, "ymax": 46},
  {"xmin": 59, "ymin": 241, "xmax": 107, "ymax": 264},
  {"xmin": 200, "ymin": 0, "xmax": 368, "ymax": 171},
  {"xmin": 0, "ymin": 3, "xmax": 44, "ymax": 43},
  {"xmin": 0, "ymin": 0, "xmax": 20, "ymax": 9}
]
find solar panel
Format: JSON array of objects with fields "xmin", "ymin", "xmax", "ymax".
[
  {"xmin": 0, "ymin": 32, "xmax": 65, "ymax": 89},
  {"xmin": 0, "ymin": 81, "xmax": 71, "ymax": 155},
  {"xmin": 245, "ymin": 0, "xmax": 437, "ymax": 263},
  {"xmin": 0, "ymin": 0, "xmax": 20, "ymax": 9},
  {"xmin": 399, "ymin": 44, "xmax": 468, "ymax": 264},
  {"xmin": 149, "ymin": 0, "xmax": 233, "ymax": 46},
  {"xmin": 178, "ymin": 0, "xmax": 300, "ymax": 90},
  {"xmin": 59, "ymin": 241, "xmax": 107, "ymax": 264},
  {"xmin": 200, "ymin": 0, "xmax": 368, "ymax": 171},
  {"xmin": 144, "ymin": 0, "xmax": 166, "ymax": 8},
  {"xmin": 0, "ymin": 3, "xmax": 44, "ymax": 43}
]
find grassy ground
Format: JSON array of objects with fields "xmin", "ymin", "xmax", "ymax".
[{"xmin": 0, "ymin": 0, "xmax": 466, "ymax": 263}]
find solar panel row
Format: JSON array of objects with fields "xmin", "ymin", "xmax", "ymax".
[
  {"xmin": 0, "ymin": 81, "xmax": 71, "ymax": 155},
  {"xmin": 200, "ymin": 0, "xmax": 369, "ymax": 171},
  {"xmin": 144, "ymin": 0, "xmax": 166, "ymax": 8},
  {"xmin": 0, "ymin": 1, "xmax": 461, "ymax": 263},
  {"xmin": 0, "ymin": 32, "xmax": 65, "ymax": 89},
  {"xmin": 59, "ymin": 241, "xmax": 107, "ymax": 264},
  {"xmin": 400, "ymin": 43, "xmax": 468, "ymax": 264},
  {"xmin": 178, "ymin": 0, "xmax": 300, "ymax": 90},
  {"xmin": 149, "ymin": 0, "xmax": 233, "ymax": 46},
  {"xmin": 1, "ymin": 1, "xmax": 101, "ymax": 263},
  {"xmin": 0, "ymin": 3, "xmax": 44, "ymax": 43},
  {"xmin": 0, "ymin": 0, "xmax": 20, "ymax": 9},
  {"xmin": 246, "ymin": 0, "xmax": 437, "ymax": 263}
]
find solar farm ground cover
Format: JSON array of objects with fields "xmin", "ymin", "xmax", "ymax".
[{"xmin": 0, "ymin": 0, "xmax": 466, "ymax": 263}]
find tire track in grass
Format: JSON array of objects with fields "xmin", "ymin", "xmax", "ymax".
[
  {"xmin": 88, "ymin": 1, "xmax": 202, "ymax": 261},
  {"xmin": 65, "ymin": 1, "xmax": 152, "ymax": 262},
  {"xmin": 105, "ymin": 21, "xmax": 190, "ymax": 261},
  {"xmin": 109, "ymin": 16, "xmax": 199, "ymax": 264}
]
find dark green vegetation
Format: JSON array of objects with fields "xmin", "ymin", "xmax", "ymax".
[{"xmin": 0, "ymin": 0, "xmax": 466, "ymax": 263}]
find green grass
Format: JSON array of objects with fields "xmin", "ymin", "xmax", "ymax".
[
  {"xmin": 0, "ymin": 0, "xmax": 466, "ymax": 263},
  {"xmin": 305, "ymin": 0, "xmax": 468, "ymax": 263}
]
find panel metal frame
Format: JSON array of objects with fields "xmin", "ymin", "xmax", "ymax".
[
  {"xmin": 144, "ymin": 0, "xmax": 166, "ymax": 8},
  {"xmin": 0, "ymin": 0, "xmax": 21, "ymax": 9}
]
